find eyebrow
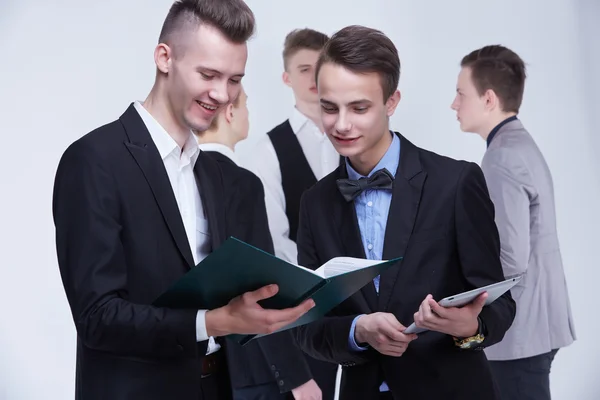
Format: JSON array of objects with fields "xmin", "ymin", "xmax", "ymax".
[
  {"xmin": 320, "ymin": 98, "xmax": 372, "ymax": 106},
  {"xmin": 196, "ymin": 66, "xmax": 245, "ymax": 78},
  {"xmin": 297, "ymin": 64, "xmax": 312, "ymax": 69}
]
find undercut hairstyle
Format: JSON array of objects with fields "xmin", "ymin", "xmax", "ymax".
[
  {"xmin": 159, "ymin": 0, "xmax": 255, "ymax": 56},
  {"xmin": 461, "ymin": 45, "xmax": 527, "ymax": 113},
  {"xmin": 282, "ymin": 28, "xmax": 329, "ymax": 70},
  {"xmin": 315, "ymin": 25, "xmax": 400, "ymax": 101}
]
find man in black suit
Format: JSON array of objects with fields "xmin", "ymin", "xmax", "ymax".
[
  {"xmin": 294, "ymin": 25, "xmax": 516, "ymax": 400},
  {"xmin": 194, "ymin": 86, "xmax": 322, "ymax": 400},
  {"xmin": 52, "ymin": 2, "xmax": 314, "ymax": 400}
]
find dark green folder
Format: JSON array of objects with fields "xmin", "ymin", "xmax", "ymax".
[{"xmin": 153, "ymin": 237, "xmax": 402, "ymax": 345}]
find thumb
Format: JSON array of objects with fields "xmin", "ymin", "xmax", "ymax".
[
  {"xmin": 245, "ymin": 284, "xmax": 279, "ymax": 303},
  {"xmin": 473, "ymin": 291, "xmax": 488, "ymax": 310}
]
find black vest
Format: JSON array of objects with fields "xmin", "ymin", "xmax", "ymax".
[
  {"xmin": 267, "ymin": 120, "xmax": 317, "ymax": 242},
  {"xmin": 267, "ymin": 120, "xmax": 344, "ymax": 242}
]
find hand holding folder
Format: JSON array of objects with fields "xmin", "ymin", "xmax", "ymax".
[{"xmin": 154, "ymin": 237, "xmax": 402, "ymax": 344}]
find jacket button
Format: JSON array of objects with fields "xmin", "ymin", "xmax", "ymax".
[
  {"xmin": 278, "ymin": 380, "xmax": 284, "ymax": 386},
  {"xmin": 275, "ymin": 372, "xmax": 280, "ymax": 378},
  {"xmin": 271, "ymin": 365, "xmax": 276, "ymax": 371}
]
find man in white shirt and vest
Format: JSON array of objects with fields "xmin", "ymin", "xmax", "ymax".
[{"xmin": 246, "ymin": 28, "xmax": 340, "ymax": 400}]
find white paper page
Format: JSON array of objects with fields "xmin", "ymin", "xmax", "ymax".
[
  {"xmin": 292, "ymin": 262, "xmax": 326, "ymax": 278},
  {"xmin": 314, "ymin": 257, "xmax": 384, "ymax": 278}
]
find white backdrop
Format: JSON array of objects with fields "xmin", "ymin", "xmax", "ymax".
[{"xmin": 0, "ymin": 0, "xmax": 598, "ymax": 399}]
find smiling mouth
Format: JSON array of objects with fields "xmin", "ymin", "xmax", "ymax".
[
  {"xmin": 196, "ymin": 100, "xmax": 218, "ymax": 111},
  {"xmin": 333, "ymin": 135, "xmax": 359, "ymax": 143}
]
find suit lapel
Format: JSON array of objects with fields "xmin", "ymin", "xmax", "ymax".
[
  {"xmin": 194, "ymin": 151, "xmax": 227, "ymax": 252},
  {"xmin": 120, "ymin": 104, "xmax": 195, "ymax": 269},
  {"xmin": 378, "ymin": 133, "xmax": 427, "ymax": 310},
  {"xmin": 332, "ymin": 165, "xmax": 379, "ymax": 311}
]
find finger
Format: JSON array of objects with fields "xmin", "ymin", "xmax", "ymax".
[
  {"xmin": 379, "ymin": 343, "xmax": 407, "ymax": 357},
  {"xmin": 467, "ymin": 292, "xmax": 488, "ymax": 312},
  {"xmin": 476, "ymin": 291, "xmax": 489, "ymax": 307},
  {"xmin": 414, "ymin": 307, "xmax": 442, "ymax": 331},
  {"xmin": 243, "ymin": 284, "xmax": 279, "ymax": 303},
  {"xmin": 264, "ymin": 299, "xmax": 316, "ymax": 332},
  {"xmin": 420, "ymin": 295, "xmax": 435, "ymax": 322},
  {"xmin": 429, "ymin": 298, "xmax": 449, "ymax": 319},
  {"xmin": 380, "ymin": 320, "xmax": 417, "ymax": 342}
]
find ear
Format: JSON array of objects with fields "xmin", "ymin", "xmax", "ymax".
[
  {"xmin": 154, "ymin": 43, "xmax": 172, "ymax": 74},
  {"xmin": 483, "ymin": 89, "xmax": 498, "ymax": 111},
  {"xmin": 224, "ymin": 103, "xmax": 235, "ymax": 125},
  {"xmin": 385, "ymin": 90, "xmax": 401, "ymax": 117},
  {"xmin": 282, "ymin": 71, "xmax": 292, "ymax": 87}
]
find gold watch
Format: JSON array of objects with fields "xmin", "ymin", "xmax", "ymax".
[{"xmin": 453, "ymin": 317, "xmax": 486, "ymax": 349}]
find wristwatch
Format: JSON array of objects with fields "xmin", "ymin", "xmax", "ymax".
[{"xmin": 453, "ymin": 317, "xmax": 486, "ymax": 349}]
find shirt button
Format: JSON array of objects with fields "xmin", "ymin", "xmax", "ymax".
[
  {"xmin": 367, "ymin": 244, "xmax": 373, "ymax": 250},
  {"xmin": 367, "ymin": 201, "xmax": 373, "ymax": 207}
]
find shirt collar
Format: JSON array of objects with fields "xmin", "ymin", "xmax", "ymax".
[
  {"xmin": 133, "ymin": 101, "xmax": 200, "ymax": 163},
  {"xmin": 288, "ymin": 107, "xmax": 310, "ymax": 134},
  {"xmin": 487, "ymin": 115, "xmax": 518, "ymax": 147},
  {"xmin": 198, "ymin": 142, "xmax": 239, "ymax": 166},
  {"xmin": 346, "ymin": 132, "xmax": 400, "ymax": 180}
]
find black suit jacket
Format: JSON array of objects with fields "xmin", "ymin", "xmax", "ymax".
[
  {"xmin": 52, "ymin": 104, "xmax": 309, "ymax": 400},
  {"xmin": 202, "ymin": 149, "xmax": 313, "ymax": 392},
  {"xmin": 295, "ymin": 133, "xmax": 516, "ymax": 400}
]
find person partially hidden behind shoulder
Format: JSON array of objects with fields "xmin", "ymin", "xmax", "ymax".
[
  {"xmin": 194, "ymin": 86, "xmax": 323, "ymax": 400},
  {"xmin": 293, "ymin": 25, "xmax": 516, "ymax": 400},
  {"xmin": 451, "ymin": 44, "xmax": 576, "ymax": 400},
  {"xmin": 52, "ymin": 1, "xmax": 314, "ymax": 400}
]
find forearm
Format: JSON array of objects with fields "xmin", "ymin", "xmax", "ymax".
[
  {"xmin": 295, "ymin": 315, "xmax": 373, "ymax": 365},
  {"xmin": 455, "ymin": 162, "xmax": 517, "ymax": 345},
  {"xmin": 75, "ymin": 296, "xmax": 201, "ymax": 359},
  {"xmin": 479, "ymin": 293, "xmax": 516, "ymax": 347}
]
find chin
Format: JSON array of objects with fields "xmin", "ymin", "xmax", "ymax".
[
  {"xmin": 186, "ymin": 115, "xmax": 212, "ymax": 133},
  {"xmin": 333, "ymin": 144, "xmax": 362, "ymax": 159}
]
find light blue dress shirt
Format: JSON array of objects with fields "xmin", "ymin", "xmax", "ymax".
[{"xmin": 346, "ymin": 133, "xmax": 400, "ymax": 393}]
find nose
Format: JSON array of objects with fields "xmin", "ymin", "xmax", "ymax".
[
  {"xmin": 450, "ymin": 96, "xmax": 459, "ymax": 111},
  {"xmin": 209, "ymin": 81, "xmax": 229, "ymax": 105},
  {"xmin": 335, "ymin": 111, "xmax": 352, "ymax": 133}
]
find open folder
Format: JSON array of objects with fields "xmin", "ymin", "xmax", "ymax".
[{"xmin": 153, "ymin": 237, "xmax": 402, "ymax": 345}]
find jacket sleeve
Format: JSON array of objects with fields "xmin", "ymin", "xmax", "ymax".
[
  {"xmin": 454, "ymin": 162, "xmax": 517, "ymax": 347},
  {"xmin": 52, "ymin": 140, "xmax": 203, "ymax": 360},
  {"xmin": 481, "ymin": 148, "xmax": 532, "ymax": 278}
]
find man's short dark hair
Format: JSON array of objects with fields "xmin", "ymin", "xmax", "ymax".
[
  {"xmin": 159, "ymin": 0, "xmax": 255, "ymax": 55},
  {"xmin": 315, "ymin": 25, "xmax": 400, "ymax": 101},
  {"xmin": 461, "ymin": 45, "xmax": 527, "ymax": 113},
  {"xmin": 283, "ymin": 28, "xmax": 329, "ymax": 70}
]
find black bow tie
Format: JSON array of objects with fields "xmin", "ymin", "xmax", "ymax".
[{"xmin": 336, "ymin": 168, "xmax": 394, "ymax": 202}]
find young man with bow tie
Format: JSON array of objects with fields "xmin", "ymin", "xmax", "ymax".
[{"xmin": 294, "ymin": 25, "xmax": 516, "ymax": 400}]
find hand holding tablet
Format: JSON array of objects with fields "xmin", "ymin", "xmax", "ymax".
[{"xmin": 404, "ymin": 275, "xmax": 523, "ymax": 334}]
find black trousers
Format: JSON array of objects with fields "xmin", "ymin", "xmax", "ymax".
[
  {"xmin": 489, "ymin": 349, "xmax": 559, "ymax": 400},
  {"xmin": 200, "ymin": 369, "xmax": 233, "ymax": 400},
  {"xmin": 232, "ymin": 383, "xmax": 293, "ymax": 400}
]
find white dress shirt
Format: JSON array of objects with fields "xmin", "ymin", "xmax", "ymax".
[
  {"xmin": 198, "ymin": 142, "xmax": 240, "ymax": 166},
  {"xmin": 245, "ymin": 107, "xmax": 339, "ymax": 263},
  {"xmin": 134, "ymin": 101, "xmax": 220, "ymax": 355}
]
